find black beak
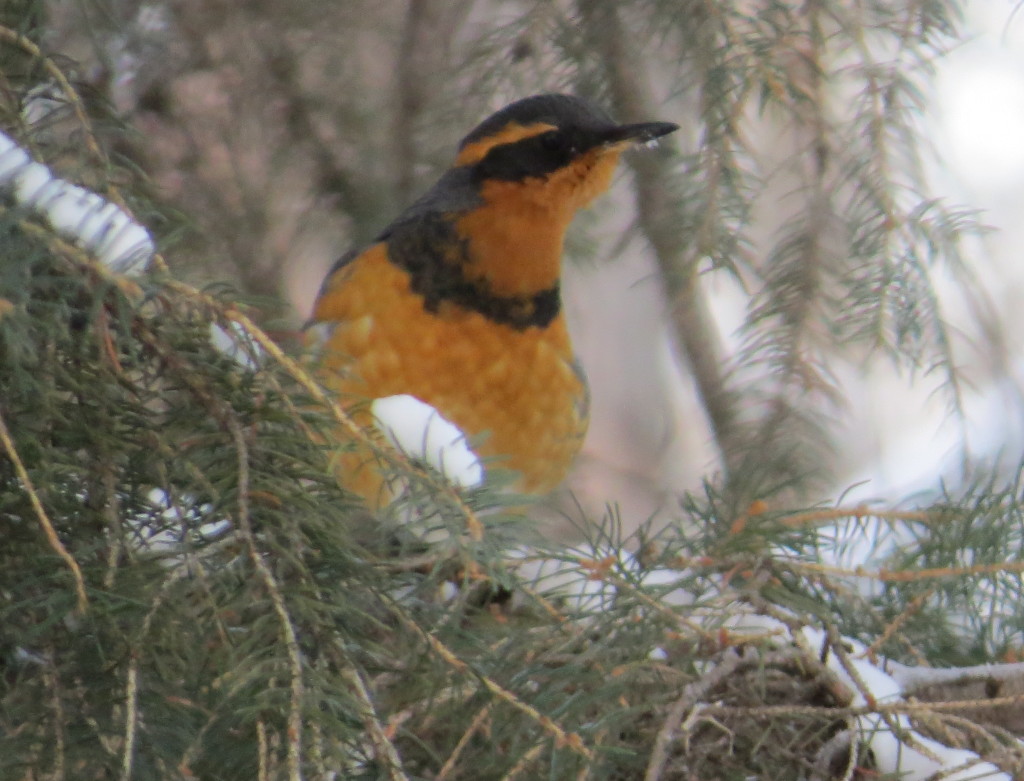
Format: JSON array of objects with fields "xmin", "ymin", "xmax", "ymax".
[{"xmin": 598, "ymin": 121, "xmax": 679, "ymax": 147}]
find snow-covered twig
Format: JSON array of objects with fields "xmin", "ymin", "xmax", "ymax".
[
  {"xmin": 803, "ymin": 626, "xmax": 1009, "ymax": 780},
  {"xmin": 0, "ymin": 129, "xmax": 154, "ymax": 273},
  {"xmin": 887, "ymin": 657, "xmax": 1024, "ymax": 693}
]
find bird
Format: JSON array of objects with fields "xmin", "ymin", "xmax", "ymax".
[{"xmin": 310, "ymin": 93, "xmax": 678, "ymax": 505}]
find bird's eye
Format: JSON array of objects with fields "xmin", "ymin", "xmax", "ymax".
[{"xmin": 540, "ymin": 132, "xmax": 568, "ymax": 152}]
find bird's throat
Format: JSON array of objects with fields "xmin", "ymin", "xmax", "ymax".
[{"xmin": 455, "ymin": 180, "xmax": 573, "ymax": 300}]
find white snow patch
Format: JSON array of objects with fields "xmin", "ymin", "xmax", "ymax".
[{"xmin": 372, "ymin": 394, "xmax": 484, "ymax": 489}]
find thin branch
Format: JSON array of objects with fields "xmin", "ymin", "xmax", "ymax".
[
  {"xmin": 499, "ymin": 740, "xmax": 547, "ymax": 781},
  {"xmin": 436, "ymin": 702, "xmax": 493, "ymax": 780},
  {"xmin": 695, "ymin": 693, "xmax": 1024, "ymax": 719},
  {"xmin": 389, "ymin": 602, "xmax": 594, "ymax": 761},
  {"xmin": 863, "ymin": 588, "xmax": 934, "ymax": 660},
  {"xmin": 781, "ymin": 506, "xmax": 934, "ymax": 528},
  {"xmin": 338, "ymin": 663, "xmax": 410, "ymax": 781},
  {"xmin": 645, "ymin": 648, "xmax": 751, "ymax": 781},
  {"xmin": 225, "ymin": 414, "xmax": 304, "ymax": 781},
  {"xmin": 790, "ymin": 557, "xmax": 1024, "ymax": 583},
  {"xmin": 43, "ymin": 646, "xmax": 66, "ymax": 781},
  {"xmin": 0, "ymin": 405, "xmax": 88, "ymax": 613},
  {"xmin": 256, "ymin": 719, "xmax": 269, "ymax": 781},
  {"xmin": 0, "ymin": 24, "xmax": 109, "ymax": 176},
  {"xmin": 120, "ymin": 660, "xmax": 140, "ymax": 781}
]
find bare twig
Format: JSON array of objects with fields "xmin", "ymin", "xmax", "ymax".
[
  {"xmin": 389, "ymin": 604, "xmax": 594, "ymax": 761},
  {"xmin": 42, "ymin": 647, "xmax": 66, "ymax": 781},
  {"xmin": 120, "ymin": 660, "xmax": 140, "ymax": 781},
  {"xmin": 338, "ymin": 663, "xmax": 410, "ymax": 781},
  {"xmin": 645, "ymin": 648, "xmax": 751, "ymax": 781},
  {"xmin": 0, "ymin": 405, "xmax": 88, "ymax": 613},
  {"xmin": 225, "ymin": 414, "xmax": 305, "ymax": 781},
  {"xmin": 499, "ymin": 740, "xmax": 548, "ymax": 781},
  {"xmin": 257, "ymin": 719, "xmax": 270, "ymax": 781},
  {"xmin": 436, "ymin": 702, "xmax": 493, "ymax": 780}
]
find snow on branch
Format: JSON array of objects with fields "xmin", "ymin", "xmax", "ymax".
[
  {"xmin": 800, "ymin": 626, "xmax": 1011, "ymax": 781},
  {"xmin": 0, "ymin": 129, "xmax": 154, "ymax": 273}
]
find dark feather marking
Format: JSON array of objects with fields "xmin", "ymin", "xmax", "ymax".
[{"xmin": 385, "ymin": 212, "xmax": 560, "ymax": 330}]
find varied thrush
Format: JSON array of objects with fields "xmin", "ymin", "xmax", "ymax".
[{"xmin": 310, "ymin": 93, "xmax": 678, "ymax": 503}]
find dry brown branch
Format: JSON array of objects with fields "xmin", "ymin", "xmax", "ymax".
[
  {"xmin": 781, "ymin": 506, "xmax": 934, "ymax": 528},
  {"xmin": 389, "ymin": 604, "xmax": 594, "ymax": 761},
  {"xmin": 436, "ymin": 702, "xmax": 494, "ymax": 780},
  {"xmin": 499, "ymin": 739, "xmax": 548, "ymax": 780}
]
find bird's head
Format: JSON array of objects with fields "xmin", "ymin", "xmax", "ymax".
[{"xmin": 454, "ymin": 94, "xmax": 678, "ymax": 213}]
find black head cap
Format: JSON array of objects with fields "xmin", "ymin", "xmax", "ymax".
[
  {"xmin": 459, "ymin": 94, "xmax": 617, "ymax": 150},
  {"xmin": 457, "ymin": 94, "xmax": 678, "ymax": 182}
]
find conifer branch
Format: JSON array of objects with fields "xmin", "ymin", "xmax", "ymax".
[
  {"xmin": 436, "ymin": 702, "xmax": 494, "ymax": 780},
  {"xmin": 0, "ymin": 24, "xmax": 109, "ymax": 173},
  {"xmin": 4, "ymin": 3, "xmax": 1020, "ymax": 778},
  {"xmin": 120, "ymin": 659, "xmax": 140, "ymax": 781},
  {"xmin": 225, "ymin": 413, "xmax": 305, "ymax": 781},
  {"xmin": 0, "ymin": 405, "xmax": 88, "ymax": 613},
  {"xmin": 389, "ymin": 603, "xmax": 594, "ymax": 761},
  {"xmin": 216, "ymin": 300, "xmax": 487, "ymax": 543},
  {"xmin": 339, "ymin": 663, "xmax": 410, "ymax": 780}
]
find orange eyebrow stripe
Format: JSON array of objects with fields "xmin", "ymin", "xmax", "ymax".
[{"xmin": 455, "ymin": 122, "xmax": 558, "ymax": 166}]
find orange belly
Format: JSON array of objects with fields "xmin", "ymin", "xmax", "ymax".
[{"xmin": 314, "ymin": 245, "xmax": 588, "ymax": 500}]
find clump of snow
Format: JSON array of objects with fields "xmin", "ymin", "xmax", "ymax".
[{"xmin": 0, "ymin": 130, "xmax": 154, "ymax": 273}]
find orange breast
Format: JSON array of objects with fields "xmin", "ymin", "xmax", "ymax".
[{"xmin": 313, "ymin": 244, "xmax": 588, "ymax": 498}]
